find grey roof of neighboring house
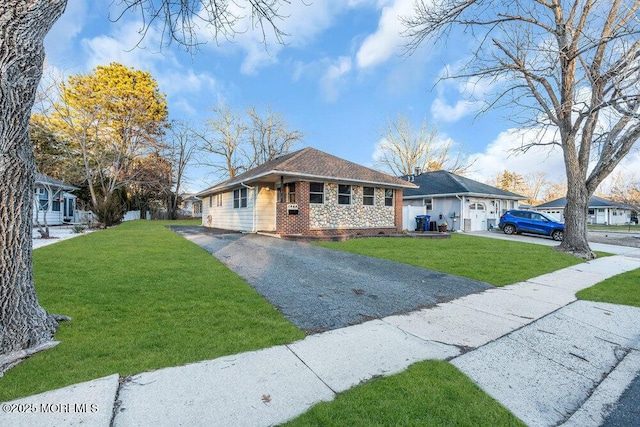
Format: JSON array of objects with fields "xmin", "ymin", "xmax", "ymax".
[
  {"xmin": 402, "ymin": 170, "xmax": 524, "ymax": 199},
  {"xmin": 535, "ymin": 195, "xmax": 633, "ymax": 209},
  {"xmin": 35, "ymin": 173, "xmax": 78, "ymax": 191},
  {"xmin": 197, "ymin": 147, "xmax": 417, "ymax": 196}
]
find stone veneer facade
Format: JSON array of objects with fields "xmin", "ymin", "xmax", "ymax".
[{"xmin": 275, "ymin": 181, "xmax": 403, "ymax": 236}]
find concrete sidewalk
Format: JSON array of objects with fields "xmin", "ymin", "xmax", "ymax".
[{"xmin": 2, "ymin": 250, "xmax": 640, "ymax": 426}]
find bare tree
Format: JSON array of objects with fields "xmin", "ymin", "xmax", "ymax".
[
  {"xmin": 1, "ymin": 0, "xmax": 296, "ymax": 369},
  {"xmin": 404, "ymin": 0, "xmax": 640, "ymax": 259},
  {"xmin": 33, "ymin": 174, "xmax": 52, "ymax": 239},
  {"xmin": 376, "ymin": 114, "xmax": 474, "ymax": 176},
  {"xmin": 543, "ymin": 181, "xmax": 569, "ymax": 203},
  {"xmin": 196, "ymin": 104, "xmax": 302, "ymax": 180},
  {"xmin": 525, "ymin": 172, "xmax": 552, "ymax": 206},
  {"xmin": 167, "ymin": 120, "xmax": 197, "ymax": 219},
  {"xmin": 195, "ymin": 105, "xmax": 247, "ymax": 179},
  {"xmin": 246, "ymin": 106, "xmax": 303, "ymax": 168},
  {"xmin": 494, "ymin": 170, "xmax": 553, "ymax": 205},
  {"xmin": 603, "ymin": 171, "xmax": 640, "ymax": 215}
]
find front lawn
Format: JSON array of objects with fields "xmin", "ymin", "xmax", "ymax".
[
  {"xmin": 283, "ymin": 360, "xmax": 525, "ymax": 426},
  {"xmin": 316, "ymin": 234, "xmax": 585, "ymax": 286},
  {"xmin": 5, "ymin": 225, "xmax": 630, "ymax": 426},
  {"xmin": 577, "ymin": 268, "xmax": 640, "ymax": 307},
  {"xmin": 0, "ymin": 220, "xmax": 304, "ymax": 401},
  {"xmin": 588, "ymin": 224, "xmax": 639, "ymax": 233}
]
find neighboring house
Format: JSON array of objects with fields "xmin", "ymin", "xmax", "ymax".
[
  {"xmin": 402, "ymin": 169, "xmax": 523, "ymax": 232},
  {"xmin": 196, "ymin": 147, "xmax": 417, "ymax": 237},
  {"xmin": 534, "ymin": 196, "xmax": 634, "ymax": 225},
  {"xmin": 179, "ymin": 194, "xmax": 202, "ymax": 218},
  {"xmin": 34, "ymin": 173, "xmax": 78, "ymax": 225}
]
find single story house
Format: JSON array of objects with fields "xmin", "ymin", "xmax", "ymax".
[
  {"xmin": 534, "ymin": 196, "xmax": 634, "ymax": 225},
  {"xmin": 34, "ymin": 173, "xmax": 78, "ymax": 225},
  {"xmin": 402, "ymin": 169, "xmax": 523, "ymax": 232},
  {"xmin": 196, "ymin": 147, "xmax": 417, "ymax": 237},
  {"xmin": 179, "ymin": 194, "xmax": 203, "ymax": 218}
]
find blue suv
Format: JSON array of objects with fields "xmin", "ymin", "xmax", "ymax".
[{"xmin": 498, "ymin": 210, "xmax": 564, "ymax": 241}]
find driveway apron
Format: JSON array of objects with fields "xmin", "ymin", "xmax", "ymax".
[{"xmin": 171, "ymin": 227, "xmax": 493, "ymax": 333}]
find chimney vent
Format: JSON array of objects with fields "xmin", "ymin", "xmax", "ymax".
[{"xmin": 415, "ymin": 167, "xmax": 422, "ymax": 176}]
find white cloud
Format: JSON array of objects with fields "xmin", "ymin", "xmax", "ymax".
[
  {"xmin": 430, "ymin": 65, "xmax": 495, "ymax": 123},
  {"xmin": 355, "ymin": 0, "xmax": 414, "ymax": 69},
  {"xmin": 193, "ymin": 0, "xmax": 351, "ymax": 75},
  {"xmin": 431, "ymin": 98, "xmax": 477, "ymax": 123},
  {"xmin": 44, "ymin": 0, "xmax": 89, "ymax": 67},
  {"xmin": 470, "ymin": 125, "xmax": 640, "ymax": 195},
  {"xmin": 320, "ymin": 56, "xmax": 353, "ymax": 102},
  {"xmin": 80, "ymin": 20, "xmax": 221, "ymax": 117},
  {"xmin": 82, "ymin": 20, "xmax": 171, "ymax": 71},
  {"xmin": 469, "ymin": 127, "xmax": 567, "ymax": 184}
]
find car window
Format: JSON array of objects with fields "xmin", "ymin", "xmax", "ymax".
[{"xmin": 531, "ymin": 213, "xmax": 543, "ymax": 221}]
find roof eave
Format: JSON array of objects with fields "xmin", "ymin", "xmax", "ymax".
[
  {"xmin": 197, "ymin": 170, "xmax": 417, "ymax": 196},
  {"xmin": 404, "ymin": 192, "xmax": 523, "ymax": 200}
]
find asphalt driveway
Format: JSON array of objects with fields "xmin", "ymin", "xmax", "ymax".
[{"xmin": 170, "ymin": 227, "xmax": 493, "ymax": 333}]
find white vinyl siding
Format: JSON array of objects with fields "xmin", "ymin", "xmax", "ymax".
[
  {"xmin": 255, "ymin": 186, "xmax": 276, "ymax": 231},
  {"xmin": 203, "ymin": 190, "xmax": 253, "ymax": 231},
  {"xmin": 202, "ymin": 185, "xmax": 276, "ymax": 232},
  {"xmin": 32, "ymin": 186, "xmax": 77, "ymax": 225}
]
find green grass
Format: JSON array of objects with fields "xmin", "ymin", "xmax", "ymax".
[
  {"xmin": 316, "ymin": 234, "xmax": 585, "ymax": 286},
  {"xmin": 0, "ymin": 220, "xmax": 304, "ymax": 401},
  {"xmin": 283, "ymin": 360, "xmax": 525, "ymax": 427},
  {"xmin": 5, "ymin": 224, "xmax": 630, "ymax": 425},
  {"xmin": 588, "ymin": 224, "xmax": 640, "ymax": 233},
  {"xmin": 577, "ymin": 268, "xmax": 640, "ymax": 307}
]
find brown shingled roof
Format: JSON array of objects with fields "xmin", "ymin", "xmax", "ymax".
[{"xmin": 197, "ymin": 147, "xmax": 416, "ymax": 196}]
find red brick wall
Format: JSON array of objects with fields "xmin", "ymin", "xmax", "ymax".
[
  {"xmin": 394, "ymin": 189, "xmax": 403, "ymax": 231},
  {"xmin": 276, "ymin": 181, "xmax": 310, "ymax": 235}
]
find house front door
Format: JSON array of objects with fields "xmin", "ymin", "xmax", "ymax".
[
  {"xmin": 64, "ymin": 197, "xmax": 75, "ymax": 222},
  {"xmin": 469, "ymin": 202, "xmax": 487, "ymax": 231}
]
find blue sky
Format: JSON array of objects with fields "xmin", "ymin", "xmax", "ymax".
[{"xmin": 43, "ymin": 0, "xmax": 639, "ymax": 193}]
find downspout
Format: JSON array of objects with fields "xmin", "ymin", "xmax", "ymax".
[
  {"xmin": 241, "ymin": 182, "xmax": 256, "ymax": 233},
  {"xmin": 455, "ymin": 194, "xmax": 464, "ymax": 232}
]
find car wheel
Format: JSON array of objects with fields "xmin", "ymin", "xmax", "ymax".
[
  {"xmin": 552, "ymin": 230, "xmax": 563, "ymax": 241},
  {"xmin": 503, "ymin": 224, "xmax": 516, "ymax": 235}
]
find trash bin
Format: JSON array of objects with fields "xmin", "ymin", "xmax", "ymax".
[{"xmin": 415, "ymin": 215, "xmax": 430, "ymax": 231}]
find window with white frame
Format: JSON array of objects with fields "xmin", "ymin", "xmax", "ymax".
[
  {"xmin": 233, "ymin": 188, "xmax": 247, "ymax": 208},
  {"xmin": 338, "ymin": 184, "xmax": 351, "ymax": 205},
  {"xmin": 52, "ymin": 191, "xmax": 61, "ymax": 212},
  {"xmin": 216, "ymin": 193, "xmax": 223, "ymax": 207},
  {"xmin": 363, "ymin": 187, "xmax": 375, "ymax": 206},
  {"xmin": 423, "ymin": 198, "xmax": 433, "ymax": 210}
]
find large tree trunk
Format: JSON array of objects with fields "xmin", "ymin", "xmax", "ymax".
[
  {"xmin": 1, "ymin": 1, "xmax": 67, "ymax": 362},
  {"xmin": 560, "ymin": 182, "xmax": 595, "ymax": 260},
  {"xmin": 560, "ymin": 142, "xmax": 595, "ymax": 260}
]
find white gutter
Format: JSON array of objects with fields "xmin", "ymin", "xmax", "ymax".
[
  {"xmin": 404, "ymin": 193, "xmax": 522, "ymax": 200},
  {"xmin": 198, "ymin": 170, "xmax": 417, "ymax": 196}
]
